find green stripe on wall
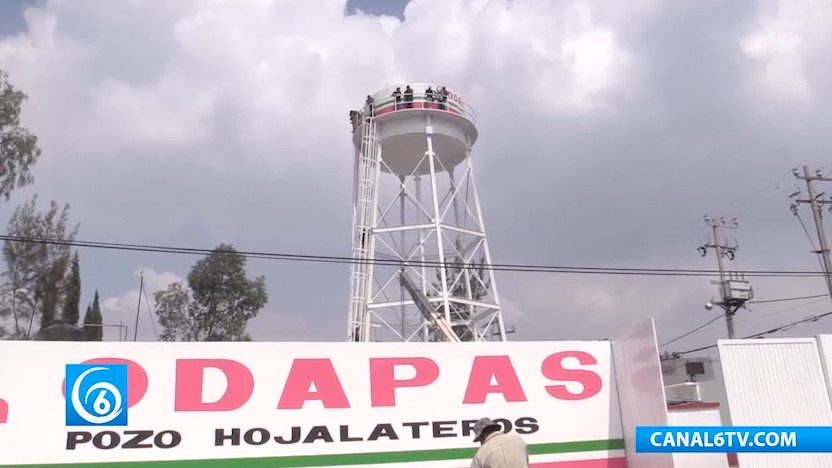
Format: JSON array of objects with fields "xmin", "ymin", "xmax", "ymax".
[{"xmin": 4, "ymin": 439, "xmax": 625, "ymax": 467}]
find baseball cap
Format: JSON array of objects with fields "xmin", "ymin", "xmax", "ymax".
[{"xmin": 472, "ymin": 417, "xmax": 501, "ymax": 442}]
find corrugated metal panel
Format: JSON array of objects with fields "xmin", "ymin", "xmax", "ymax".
[
  {"xmin": 719, "ymin": 338, "xmax": 832, "ymax": 468},
  {"xmin": 813, "ymin": 335, "xmax": 832, "ymax": 405}
]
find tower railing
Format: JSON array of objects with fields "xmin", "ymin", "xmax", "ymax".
[{"xmin": 354, "ymin": 92, "xmax": 477, "ymax": 128}]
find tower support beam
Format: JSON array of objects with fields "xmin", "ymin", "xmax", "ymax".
[{"xmin": 346, "ymin": 84, "xmax": 506, "ymax": 342}]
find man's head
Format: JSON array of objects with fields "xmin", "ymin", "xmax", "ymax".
[{"xmin": 472, "ymin": 417, "xmax": 501, "ymax": 444}]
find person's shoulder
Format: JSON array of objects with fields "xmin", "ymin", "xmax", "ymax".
[
  {"xmin": 472, "ymin": 443, "xmax": 490, "ymax": 460},
  {"xmin": 501, "ymin": 432, "xmax": 527, "ymax": 444}
]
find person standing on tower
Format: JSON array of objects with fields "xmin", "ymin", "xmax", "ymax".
[
  {"xmin": 365, "ymin": 95, "xmax": 375, "ymax": 117},
  {"xmin": 425, "ymin": 86, "xmax": 435, "ymax": 108},
  {"xmin": 349, "ymin": 110, "xmax": 360, "ymax": 130},
  {"xmin": 436, "ymin": 86, "xmax": 448, "ymax": 110},
  {"xmin": 404, "ymin": 85, "xmax": 413, "ymax": 108},
  {"xmin": 469, "ymin": 418, "xmax": 529, "ymax": 468},
  {"xmin": 392, "ymin": 87, "xmax": 402, "ymax": 110}
]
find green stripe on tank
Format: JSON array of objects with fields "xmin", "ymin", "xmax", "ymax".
[{"xmin": 371, "ymin": 95, "xmax": 465, "ymax": 114}]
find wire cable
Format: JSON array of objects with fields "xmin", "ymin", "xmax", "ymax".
[
  {"xmin": 659, "ymin": 293, "xmax": 829, "ymax": 348},
  {"xmin": 659, "ymin": 314, "xmax": 724, "ymax": 348},
  {"xmin": 794, "ymin": 210, "xmax": 818, "ymax": 251},
  {"xmin": 750, "ymin": 293, "xmax": 829, "ymax": 304},
  {"xmin": 660, "ymin": 296, "xmax": 829, "ymax": 344},
  {"xmin": 738, "ymin": 297, "xmax": 828, "ymax": 326},
  {"xmin": 0, "ymin": 234, "xmax": 830, "ymax": 278},
  {"xmin": 666, "ymin": 309, "xmax": 832, "ymax": 358}
]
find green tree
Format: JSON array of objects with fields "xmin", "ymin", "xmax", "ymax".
[
  {"xmin": 154, "ymin": 244, "xmax": 267, "ymax": 341},
  {"xmin": 0, "ymin": 283, "xmax": 35, "ymax": 339},
  {"xmin": 1, "ymin": 195, "xmax": 79, "ymax": 337},
  {"xmin": 83, "ymin": 291, "xmax": 102, "ymax": 341},
  {"xmin": 61, "ymin": 252, "xmax": 81, "ymax": 324},
  {"xmin": 0, "ymin": 69, "xmax": 42, "ymax": 200}
]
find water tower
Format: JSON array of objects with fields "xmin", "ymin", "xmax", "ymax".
[{"xmin": 347, "ymin": 83, "xmax": 508, "ymax": 342}]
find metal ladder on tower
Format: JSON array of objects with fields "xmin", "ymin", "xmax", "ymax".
[{"xmin": 347, "ymin": 114, "xmax": 380, "ymax": 342}]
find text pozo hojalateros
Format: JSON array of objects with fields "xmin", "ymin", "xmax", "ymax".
[{"xmin": 64, "ymin": 351, "xmax": 604, "ymax": 451}]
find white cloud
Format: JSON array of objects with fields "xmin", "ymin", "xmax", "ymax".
[
  {"xmin": 0, "ymin": 0, "xmax": 831, "ymax": 349},
  {"xmin": 740, "ymin": 0, "xmax": 832, "ymax": 102},
  {"xmin": 559, "ymin": 4, "xmax": 628, "ymax": 111},
  {"xmin": 99, "ymin": 268, "xmax": 184, "ymax": 341}
]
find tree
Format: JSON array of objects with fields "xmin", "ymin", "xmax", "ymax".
[
  {"xmin": 83, "ymin": 291, "xmax": 102, "ymax": 341},
  {"xmin": 61, "ymin": 252, "xmax": 81, "ymax": 324},
  {"xmin": 0, "ymin": 283, "xmax": 35, "ymax": 339},
  {"xmin": 154, "ymin": 244, "xmax": 267, "ymax": 341},
  {"xmin": 0, "ymin": 69, "xmax": 42, "ymax": 200},
  {"xmin": 1, "ymin": 194, "xmax": 79, "ymax": 337}
]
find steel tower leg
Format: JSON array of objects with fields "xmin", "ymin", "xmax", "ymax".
[{"xmin": 347, "ymin": 115, "xmax": 506, "ymax": 342}]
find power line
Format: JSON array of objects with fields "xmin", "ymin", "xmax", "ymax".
[
  {"xmin": 658, "ymin": 294, "xmax": 828, "ymax": 349},
  {"xmin": 724, "ymin": 173, "xmax": 797, "ymax": 219},
  {"xmin": 0, "ymin": 234, "xmax": 829, "ymax": 278},
  {"xmin": 661, "ymin": 296, "xmax": 828, "ymax": 344},
  {"xmin": 666, "ymin": 309, "xmax": 832, "ymax": 358},
  {"xmin": 750, "ymin": 293, "xmax": 829, "ymax": 304},
  {"xmin": 659, "ymin": 314, "xmax": 723, "ymax": 348},
  {"xmin": 737, "ymin": 297, "xmax": 828, "ymax": 325}
]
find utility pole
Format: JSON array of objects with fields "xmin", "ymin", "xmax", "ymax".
[
  {"xmin": 791, "ymin": 166, "xmax": 832, "ymax": 302},
  {"xmin": 698, "ymin": 216, "xmax": 753, "ymax": 339},
  {"xmin": 132, "ymin": 271, "xmax": 144, "ymax": 342}
]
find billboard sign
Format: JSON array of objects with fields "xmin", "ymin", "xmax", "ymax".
[{"xmin": 0, "ymin": 341, "xmax": 625, "ymax": 467}]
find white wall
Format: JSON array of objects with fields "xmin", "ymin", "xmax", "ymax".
[
  {"xmin": 0, "ymin": 340, "xmax": 625, "ymax": 467},
  {"xmin": 813, "ymin": 335, "xmax": 832, "ymax": 405},
  {"xmin": 612, "ymin": 318, "xmax": 674, "ymax": 468},
  {"xmin": 718, "ymin": 338, "xmax": 832, "ymax": 468},
  {"xmin": 667, "ymin": 405, "xmax": 729, "ymax": 468}
]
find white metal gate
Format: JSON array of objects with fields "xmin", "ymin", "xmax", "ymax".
[{"xmin": 718, "ymin": 338, "xmax": 832, "ymax": 468}]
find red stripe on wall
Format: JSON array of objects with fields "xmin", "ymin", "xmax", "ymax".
[
  {"xmin": 531, "ymin": 457, "xmax": 628, "ymax": 468},
  {"xmin": 667, "ymin": 402, "xmax": 720, "ymax": 410},
  {"xmin": 370, "ymin": 102, "xmax": 463, "ymax": 117},
  {"xmin": 456, "ymin": 458, "xmax": 627, "ymax": 468},
  {"xmin": 374, "ymin": 106, "xmax": 396, "ymax": 116}
]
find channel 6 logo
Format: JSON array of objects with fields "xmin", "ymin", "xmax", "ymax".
[{"xmin": 65, "ymin": 363, "xmax": 128, "ymax": 426}]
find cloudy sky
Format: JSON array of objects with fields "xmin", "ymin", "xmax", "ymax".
[{"xmin": 1, "ymin": 0, "xmax": 831, "ymax": 358}]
